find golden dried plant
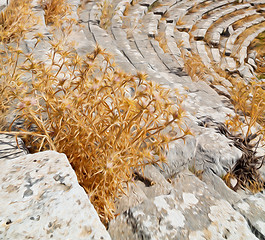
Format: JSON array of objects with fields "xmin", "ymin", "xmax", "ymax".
[
  {"xmin": 0, "ymin": 0, "xmax": 190, "ymax": 225},
  {"xmin": 227, "ymin": 80, "xmax": 265, "ymax": 142},
  {"xmin": 123, "ymin": 2, "xmax": 130, "ymax": 16},
  {"xmin": 182, "ymin": 51, "xmax": 212, "ymax": 82},
  {"xmin": 97, "ymin": 0, "xmax": 115, "ymax": 30},
  {"xmin": 0, "ymin": 0, "xmax": 37, "ymax": 43},
  {"xmin": 176, "ymin": 17, "xmax": 185, "ymax": 26},
  {"xmin": 7, "ymin": 41, "xmax": 189, "ymax": 224},
  {"xmin": 179, "ymin": 44, "xmax": 265, "ymax": 193},
  {"xmin": 39, "ymin": 0, "xmax": 71, "ymax": 25},
  {"xmin": 189, "ymin": 3, "xmax": 198, "ymax": 14},
  {"xmin": 155, "ymin": 32, "xmax": 169, "ymax": 53}
]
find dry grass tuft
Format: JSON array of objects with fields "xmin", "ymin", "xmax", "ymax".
[
  {"xmin": 39, "ymin": 0, "xmax": 71, "ymax": 25},
  {"xmin": 176, "ymin": 17, "xmax": 185, "ymax": 26},
  {"xmin": 188, "ymin": 3, "xmax": 198, "ymax": 14},
  {"xmin": 97, "ymin": 0, "xmax": 115, "ymax": 30},
  {"xmin": 123, "ymin": 2, "xmax": 130, "ymax": 16},
  {"xmin": 182, "ymin": 52, "xmax": 212, "ymax": 82},
  {"xmin": 155, "ymin": 32, "xmax": 169, "ymax": 53}
]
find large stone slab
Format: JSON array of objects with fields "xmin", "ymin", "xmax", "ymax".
[
  {"xmin": 0, "ymin": 151, "xmax": 111, "ymax": 240},
  {"xmin": 108, "ymin": 170, "xmax": 258, "ymax": 240}
]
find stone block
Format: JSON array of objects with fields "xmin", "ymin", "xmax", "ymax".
[{"xmin": 0, "ymin": 151, "xmax": 111, "ymax": 239}]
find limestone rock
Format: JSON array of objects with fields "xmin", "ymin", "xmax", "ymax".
[
  {"xmin": 115, "ymin": 165, "xmax": 173, "ymax": 215},
  {"xmin": 202, "ymin": 169, "xmax": 265, "ymax": 239},
  {"xmin": 194, "ymin": 128, "xmax": 242, "ymax": 176},
  {"xmin": 115, "ymin": 182, "xmax": 148, "ymax": 215},
  {"xmin": 158, "ymin": 135, "xmax": 197, "ymax": 179},
  {"xmin": 138, "ymin": 164, "xmax": 173, "ymax": 198},
  {"xmin": 157, "ymin": 118, "xmax": 243, "ymax": 180},
  {"xmin": 234, "ymin": 193, "xmax": 265, "ymax": 239},
  {"xmin": 201, "ymin": 169, "xmax": 242, "ymax": 205},
  {"xmin": 0, "ymin": 151, "xmax": 111, "ymax": 240},
  {"xmin": 108, "ymin": 170, "xmax": 258, "ymax": 240}
]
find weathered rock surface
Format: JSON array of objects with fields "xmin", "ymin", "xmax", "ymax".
[
  {"xmin": 158, "ymin": 135, "xmax": 197, "ymax": 179},
  {"xmin": 157, "ymin": 118, "xmax": 243, "ymax": 180},
  {"xmin": 193, "ymin": 128, "xmax": 242, "ymax": 176},
  {"xmin": 108, "ymin": 170, "xmax": 259, "ymax": 240},
  {"xmin": 234, "ymin": 194, "xmax": 265, "ymax": 240},
  {"xmin": 0, "ymin": 150, "xmax": 111, "ymax": 240}
]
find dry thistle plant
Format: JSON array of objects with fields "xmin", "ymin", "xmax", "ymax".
[
  {"xmin": 0, "ymin": 2, "xmax": 190, "ymax": 224},
  {"xmin": 221, "ymin": 79, "xmax": 265, "ymax": 192},
  {"xmin": 0, "ymin": 0, "xmax": 37, "ymax": 43},
  {"xmin": 8, "ymin": 41, "xmax": 190, "ymax": 223},
  {"xmin": 0, "ymin": 44, "xmax": 25, "ymax": 130},
  {"xmin": 228, "ymin": 80, "xmax": 265, "ymax": 143},
  {"xmin": 0, "ymin": 0, "xmax": 38, "ymax": 129}
]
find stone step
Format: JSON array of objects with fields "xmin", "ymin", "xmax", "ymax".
[
  {"xmin": 89, "ymin": 23, "xmax": 136, "ymax": 73},
  {"xmin": 205, "ymin": 8, "xmax": 257, "ymax": 47},
  {"xmin": 165, "ymin": 22, "xmax": 185, "ymax": 68},
  {"xmin": 179, "ymin": 0, "xmax": 233, "ymax": 32},
  {"xmin": 196, "ymin": 41, "xmax": 211, "ymax": 67},
  {"xmin": 139, "ymin": 0, "xmax": 157, "ymax": 7},
  {"xmin": 235, "ymin": 25, "xmax": 265, "ymax": 65},
  {"xmin": 174, "ymin": 30, "xmax": 191, "ymax": 51},
  {"xmin": 150, "ymin": 38, "xmax": 185, "ymax": 76},
  {"xmin": 145, "ymin": 12, "xmax": 161, "ymax": 37},
  {"xmin": 192, "ymin": 3, "xmax": 250, "ymax": 40},
  {"xmin": 224, "ymin": 16, "xmax": 265, "ymax": 56},
  {"xmin": 133, "ymin": 32, "xmax": 171, "ymax": 73},
  {"xmin": 167, "ymin": 0, "xmax": 207, "ymax": 23}
]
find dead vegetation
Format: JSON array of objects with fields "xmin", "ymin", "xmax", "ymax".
[
  {"xmin": 0, "ymin": 0, "xmax": 37, "ymax": 43},
  {"xmin": 39, "ymin": 0, "xmax": 71, "ymax": 25},
  {"xmin": 219, "ymin": 123, "xmax": 264, "ymax": 193},
  {"xmin": 249, "ymin": 30, "xmax": 265, "ymax": 78},
  {"xmin": 155, "ymin": 32, "xmax": 169, "ymax": 53},
  {"xmin": 0, "ymin": 0, "xmax": 190, "ymax": 225},
  {"xmin": 97, "ymin": 0, "xmax": 115, "ymax": 30}
]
